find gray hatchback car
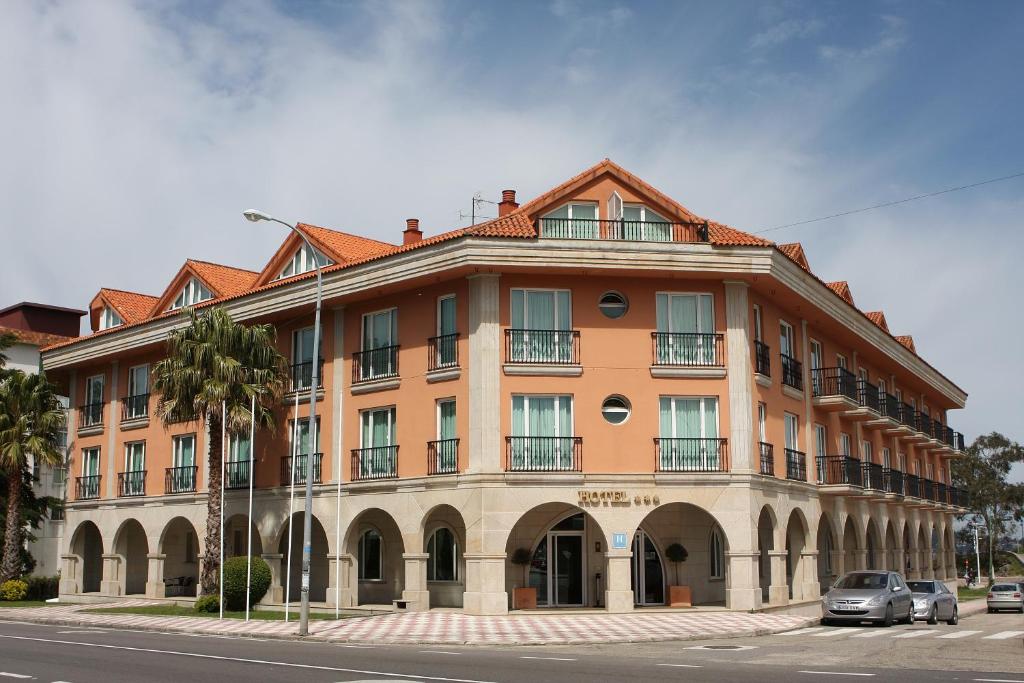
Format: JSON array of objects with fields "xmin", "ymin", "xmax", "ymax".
[{"xmin": 822, "ymin": 570, "xmax": 914, "ymax": 626}]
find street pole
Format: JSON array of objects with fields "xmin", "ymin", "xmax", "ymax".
[{"xmin": 972, "ymin": 524, "xmax": 981, "ymax": 586}]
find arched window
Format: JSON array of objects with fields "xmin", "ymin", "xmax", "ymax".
[
  {"xmin": 427, "ymin": 527, "xmax": 459, "ymax": 582},
  {"xmin": 709, "ymin": 527, "xmax": 725, "ymax": 580},
  {"xmin": 358, "ymin": 529, "xmax": 382, "ymax": 581}
]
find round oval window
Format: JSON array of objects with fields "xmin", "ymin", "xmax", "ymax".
[
  {"xmin": 601, "ymin": 395, "xmax": 631, "ymax": 425},
  {"xmin": 598, "ymin": 291, "xmax": 628, "ymax": 319}
]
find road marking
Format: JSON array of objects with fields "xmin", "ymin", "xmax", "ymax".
[
  {"xmin": 0, "ymin": 674, "xmax": 31, "ymax": 680},
  {"xmin": 982, "ymin": 631, "xmax": 1024, "ymax": 640},
  {"xmin": 420, "ymin": 651, "xmax": 461, "ymax": 656},
  {"xmin": 520, "ymin": 656, "xmax": 576, "ymax": 661},
  {"xmin": 58, "ymin": 630, "xmax": 103, "ymax": 634},
  {"xmin": 798, "ymin": 673, "xmax": 876, "ymax": 677},
  {"xmin": 936, "ymin": 630, "xmax": 982, "ymax": 639},
  {"xmin": 850, "ymin": 630, "xmax": 889, "ymax": 638},
  {"xmin": 656, "ymin": 663, "xmax": 703, "ymax": 668},
  {"xmin": 891, "ymin": 630, "xmax": 935, "ymax": 638},
  {"xmin": 973, "ymin": 679, "xmax": 1024, "ymax": 683},
  {"xmin": 0, "ymin": 634, "xmax": 494, "ymax": 683},
  {"xmin": 779, "ymin": 627, "xmax": 826, "ymax": 636},
  {"xmin": 811, "ymin": 629, "xmax": 849, "ymax": 637}
]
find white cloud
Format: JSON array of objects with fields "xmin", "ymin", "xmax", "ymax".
[{"xmin": 750, "ymin": 17, "xmax": 825, "ymax": 49}]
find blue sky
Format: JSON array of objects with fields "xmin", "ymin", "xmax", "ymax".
[{"xmin": 2, "ymin": 0, "xmax": 1022, "ymax": 475}]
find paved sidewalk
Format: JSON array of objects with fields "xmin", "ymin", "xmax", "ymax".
[{"xmin": 0, "ymin": 601, "xmax": 815, "ymax": 645}]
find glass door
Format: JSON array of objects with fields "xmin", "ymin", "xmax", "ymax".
[
  {"xmin": 631, "ymin": 530, "xmax": 665, "ymax": 606},
  {"xmin": 551, "ymin": 534, "xmax": 584, "ymax": 606},
  {"xmin": 656, "ymin": 293, "xmax": 715, "ymax": 364}
]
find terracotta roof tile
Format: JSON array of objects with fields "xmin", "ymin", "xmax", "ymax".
[
  {"xmin": 98, "ymin": 288, "xmax": 159, "ymax": 324},
  {"xmin": 778, "ymin": 243, "xmax": 811, "ymax": 271},
  {"xmin": 866, "ymin": 311, "xmax": 889, "ymax": 332},
  {"xmin": 187, "ymin": 260, "xmax": 259, "ymax": 298},
  {"xmin": 895, "ymin": 335, "xmax": 916, "ymax": 353},
  {"xmin": 299, "ymin": 223, "xmax": 395, "ymax": 261},
  {"xmin": 0, "ymin": 325, "xmax": 73, "ymax": 348},
  {"xmin": 826, "ymin": 281, "xmax": 854, "ymax": 305}
]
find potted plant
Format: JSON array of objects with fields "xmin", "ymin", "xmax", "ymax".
[
  {"xmin": 510, "ymin": 548, "xmax": 537, "ymax": 609},
  {"xmin": 665, "ymin": 543, "xmax": 692, "ymax": 607}
]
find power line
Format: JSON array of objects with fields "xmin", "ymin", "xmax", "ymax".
[{"xmin": 756, "ymin": 170, "xmax": 1024, "ymax": 234}]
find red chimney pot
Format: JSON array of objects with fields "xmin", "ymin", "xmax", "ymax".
[
  {"xmin": 498, "ymin": 189, "xmax": 519, "ymax": 217},
  {"xmin": 403, "ymin": 218, "xmax": 423, "ymax": 245}
]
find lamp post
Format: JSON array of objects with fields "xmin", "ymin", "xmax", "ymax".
[{"xmin": 243, "ymin": 209, "xmax": 322, "ymax": 636}]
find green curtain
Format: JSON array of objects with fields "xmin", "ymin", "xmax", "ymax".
[
  {"xmin": 557, "ymin": 397, "xmax": 572, "ymax": 468},
  {"xmin": 176, "ymin": 437, "xmax": 195, "ymax": 468},
  {"xmin": 439, "ymin": 401, "xmax": 456, "ymax": 439},
  {"xmin": 229, "ymin": 434, "xmax": 250, "ymax": 463},
  {"xmin": 703, "ymin": 399, "xmax": 719, "ymax": 467},
  {"xmin": 439, "ymin": 297, "xmax": 456, "ymax": 336},
  {"xmin": 529, "ymin": 397, "xmax": 555, "ymax": 469},
  {"xmin": 127, "ymin": 443, "xmax": 144, "ymax": 472}
]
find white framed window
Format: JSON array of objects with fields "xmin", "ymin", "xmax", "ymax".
[
  {"xmin": 172, "ymin": 435, "xmax": 195, "ymax": 468},
  {"xmin": 809, "ymin": 339, "xmax": 823, "ymax": 370},
  {"xmin": 878, "ymin": 379, "xmax": 887, "ymax": 395},
  {"xmin": 882, "ymin": 447, "xmax": 891, "ymax": 469},
  {"xmin": 779, "ymin": 320, "xmax": 796, "ymax": 358},
  {"xmin": 358, "ymin": 528, "xmax": 383, "ymax": 581},
  {"xmin": 757, "ymin": 402, "xmax": 767, "ymax": 442},
  {"xmin": 862, "ymin": 441, "xmax": 873, "ymax": 462},
  {"xmin": 82, "ymin": 447, "xmax": 100, "ymax": 476},
  {"xmin": 597, "ymin": 291, "xmax": 628, "ymax": 319},
  {"xmin": 278, "ymin": 243, "xmax": 332, "ymax": 280},
  {"xmin": 836, "ymin": 354, "xmax": 848, "ymax": 370},
  {"xmin": 601, "ymin": 395, "xmax": 631, "ymax": 425},
  {"xmin": 433, "ymin": 398, "xmax": 457, "ymax": 474},
  {"xmin": 655, "ymin": 292, "xmax": 716, "ymax": 364},
  {"xmin": 170, "ymin": 435, "xmax": 196, "ymax": 493},
  {"xmin": 511, "ymin": 288, "xmax": 571, "ymax": 331},
  {"xmin": 658, "ymin": 397, "xmax": 721, "ymax": 471},
  {"xmin": 859, "ymin": 368, "xmax": 869, "ymax": 383},
  {"xmin": 895, "ymin": 388, "xmax": 903, "ymax": 402},
  {"xmin": 709, "ymin": 527, "xmax": 725, "ymax": 580},
  {"xmin": 434, "ymin": 295, "xmax": 458, "ymax": 368},
  {"xmin": 752, "ymin": 304, "xmax": 763, "ymax": 342},
  {"xmin": 814, "ymin": 423, "xmax": 827, "ymax": 482},
  {"xmin": 509, "ymin": 395, "xmax": 574, "ymax": 470},
  {"xmin": 784, "ymin": 413, "xmax": 799, "ymax": 451},
  {"xmin": 839, "ymin": 433, "xmax": 851, "ymax": 457},
  {"xmin": 99, "ymin": 305, "xmax": 122, "ymax": 330},
  {"xmin": 170, "ymin": 277, "xmax": 213, "ymax": 310},
  {"xmin": 125, "ymin": 441, "xmax": 145, "ymax": 472},
  {"xmin": 289, "ymin": 416, "xmax": 322, "ymax": 455},
  {"xmin": 437, "ymin": 295, "xmax": 457, "ymax": 336},
  {"xmin": 292, "ymin": 327, "xmax": 316, "ymax": 366},
  {"xmin": 426, "ymin": 527, "xmax": 459, "ymax": 582},
  {"xmin": 360, "ymin": 408, "xmax": 395, "ymax": 448},
  {"xmin": 539, "ymin": 202, "xmax": 599, "ymax": 238},
  {"xmin": 361, "ymin": 308, "xmax": 398, "ymax": 351},
  {"xmin": 125, "ymin": 364, "xmax": 149, "ymax": 419},
  {"xmin": 898, "ymin": 452, "xmax": 907, "ymax": 472},
  {"xmin": 85, "ymin": 374, "xmax": 104, "ymax": 404},
  {"xmin": 621, "ymin": 203, "xmax": 671, "ymax": 241}
]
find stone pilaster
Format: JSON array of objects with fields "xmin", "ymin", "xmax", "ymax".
[
  {"xmin": 401, "ymin": 552, "xmax": 430, "ymax": 611},
  {"xmin": 262, "ymin": 552, "xmax": 285, "ymax": 603},
  {"xmin": 799, "ymin": 550, "xmax": 820, "ymax": 601},
  {"xmin": 331, "ymin": 306, "xmax": 345, "ymax": 483},
  {"xmin": 852, "ymin": 549, "xmax": 868, "ymax": 571},
  {"xmin": 603, "ymin": 550, "xmax": 634, "ymax": 613},
  {"xmin": 462, "ymin": 552, "xmax": 507, "ymax": 615},
  {"xmin": 329, "ymin": 553, "xmax": 355, "ymax": 608},
  {"xmin": 100, "ymin": 553, "xmax": 122, "ymax": 596},
  {"xmin": 467, "ymin": 274, "xmax": 501, "ymax": 474},
  {"xmin": 725, "ymin": 551, "xmax": 762, "ymax": 610},
  {"xmin": 105, "ymin": 361, "xmax": 119, "ymax": 499},
  {"xmin": 768, "ymin": 550, "xmax": 789, "ymax": 605},
  {"xmin": 145, "ymin": 553, "xmax": 167, "ymax": 598},
  {"xmin": 830, "ymin": 549, "xmax": 845, "ymax": 580},
  {"xmin": 723, "ymin": 281, "xmax": 754, "ymax": 473},
  {"xmin": 60, "ymin": 554, "xmax": 79, "ymax": 594}
]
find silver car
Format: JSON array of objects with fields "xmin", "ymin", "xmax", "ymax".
[
  {"xmin": 907, "ymin": 580, "xmax": 959, "ymax": 624},
  {"xmin": 987, "ymin": 583, "xmax": 1024, "ymax": 613},
  {"xmin": 822, "ymin": 570, "xmax": 914, "ymax": 626}
]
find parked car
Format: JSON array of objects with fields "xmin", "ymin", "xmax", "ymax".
[
  {"xmin": 906, "ymin": 580, "xmax": 958, "ymax": 624},
  {"xmin": 821, "ymin": 570, "xmax": 914, "ymax": 626},
  {"xmin": 987, "ymin": 583, "xmax": 1024, "ymax": 613}
]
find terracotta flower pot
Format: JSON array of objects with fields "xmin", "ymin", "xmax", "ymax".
[
  {"xmin": 513, "ymin": 586, "xmax": 537, "ymax": 609},
  {"xmin": 668, "ymin": 585, "xmax": 692, "ymax": 607}
]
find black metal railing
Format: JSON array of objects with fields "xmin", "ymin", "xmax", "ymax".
[
  {"xmin": 754, "ymin": 340, "xmax": 771, "ymax": 376},
  {"xmin": 654, "ymin": 438, "xmax": 729, "ymax": 472},
  {"xmin": 651, "ymin": 332, "xmax": 724, "ymax": 367},
  {"xmin": 918, "ymin": 414, "xmax": 934, "ymax": 439},
  {"xmin": 351, "ymin": 445, "xmax": 399, "ymax": 481},
  {"xmin": 883, "ymin": 468, "xmax": 904, "ymax": 496},
  {"xmin": 122, "ymin": 393, "xmax": 149, "ymax": 420},
  {"xmin": 225, "ymin": 460, "xmax": 250, "ymax": 489},
  {"xmin": 428, "ymin": 438, "xmax": 459, "ymax": 475},
  {"xmin": 537, "ymin": 217, "xmax": 709, "ymax": 242},
  {"xmin": 811, "ymin": 367, "xmax": 858, "ymax": 400},
  {"xmin": 816, "ymin": 455, "xmax": 863, "ymax": 486},
  {"xmin": 290, "ymin": 359, "xmax": 324, "ymax": 392},
  {"xmin": 785, "ymin": 448, "xmax": 807, "ymax": 481},
  {"xmin": 75, "ymin": 475, "xmax": 101, "ymax": 500},
  {"xmin": 905, "ymin": 473, "xmax": 920, "ymax": 498},
  {"xmin": 899, "ymin": 402, "xmax": 917, "ymax": 429},
  {"xmin": 920, "ymin": 478, "xmax": 935, "ymax": 501},
  {"xmin": 165, "ymin": 466, "xmax": 197, "ymax": 494},
  {"xmin": 880, "ymin": 393, "xmax": 900, "ymax": 420},
  {"xmin": 949, "ymin": 487, "xmax": 970, "ymax": 507},
  {"xmin": 759, "ymin": 441, "xmax": 774, "ymax": 476},
  {"xmin": 505, "ymin": 436, "xmax": 582, "ymax": 472},
  {"xmin": 428, "ymin": 333, "xmax": 460, "ymax": 371},
  {"xmin": 505, "ymin": 329, "xmax": 580, "ymax": 365},
  {"xmin": 280, "ymin": 453, "xmax": 323, "ymax": 486},
  {"xmin": 80, "ymin": 402, "xmax": 103, "ymax": 427},
  {"xmin": 118, "ymin": 470, "xmax": 146, "ymax": 497},
  {"xmin": 858, "ymin": 381, "xmax": 880, "ymax": 413},
  {"xmin": 936, "ymin": 482, "xmax": 948, "ymax": 504},
  {"xmin": 954, "ymin": 432, "xmax": 965, "ymax": 451},
  {"xmin": 781, "ymin": 354, "xmax": 803, "ymax": 390},
  {"xmin": 862, "ymin": 462, "xmax": 885, "ymax": 490},
  {"xmin": 353, "ymin": 346, "xmax": 399, "ymax": 383}
]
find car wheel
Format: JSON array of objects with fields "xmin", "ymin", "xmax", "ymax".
[
  {"xmin": 987, "ymin": 607, "xmax": 994, "ymax": 614},
  {"xmin": 821, "ymin": 618, "xmax": 833, "ymax": 626},
  {"xmin": 927, "ymin": 605, "xmax": 938, "ymax": 625},
  {"xmin": 900, "ymin": 606, "xmax": 914, "ymax": 625},
  {"xmin": 883, "ymin": 603, "xmax": 894, "ymax": 627},
  {"xmin": 947, "ymin": 607, "xmax": 958, "ymax": 625}
]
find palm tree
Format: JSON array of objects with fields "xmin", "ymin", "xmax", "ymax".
[
  {"xmin": 0, "ymin": 331, "xmax": 16, "ymax": 370},
  {"xmin": 153, "ymin": 307, "xmax": 286, "ymax": 594},
  {"xmin": 0, "ymin": 370, "xmax": 65, "ymax": 582}
]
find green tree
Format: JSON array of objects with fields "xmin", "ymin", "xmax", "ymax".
[
  {"xmin": 0, "ymin": 370, "xmax": 65, "ymax": 582},
  {"xmin": 952, "ymin": 432, "xmax": 1024, "ymax": 581},
  {"xmin": 153, "ymin": 308, "xmax": 286, "ymax": 594},
  {"xmin": 0, "ymin": 331, "xmax": 16, "ymax": 371}
]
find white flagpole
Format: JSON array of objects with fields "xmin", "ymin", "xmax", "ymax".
[
  {"xmin": 245, "ymin": 394, "xmax": 256, "ymax": 621},
  {"xmin": 285, "ymin": 392, "xmax": 299, "ymax": 621},
  {"xmin": 335, "ymin": 389, "xmax": 342, "ymax": 619},
  {"xmin": 219, "ymin": 400, "xmax": 226, "ymax": 620}
]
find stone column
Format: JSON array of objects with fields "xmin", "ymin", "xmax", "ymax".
[
  {"xmin": 603, "ymin": 550, "xmax": 634, "ymax": 613},
  {"xmin": 326, "ymin": 555, "xmax": 349, "ymax": 608},
  {"xmin": 330, "ymin": 306, "xmax": 345, "ymax": 484},
  {"xmin": 800, "ymin": 550, "xmax": 820, "ymax": 601},
  {"xmin": 100, "ymin": 553, "xmax": 123, "ymax": 596},
  {"xmin": 723, "ymin": 281, "xmax": 754, "ymax": 473},
  {"xmin": 725, "ymin": 551, "xmax": 762, "ymax": 610},
  {"xmin": 852, "ymin": 549, "xmax": 868, "ymax": 571},
  {"xmin": 60, "ymin": 554, "xmax": 80, "ymax": 595},
  {"xmin": 468, "ymin": 275, "xmax": 501, "ymax": 474},
  {"xmin": 401, "ymin": 552, "xmax": 430, "ymax": 611},
  {"xmin": 462, "ymin": 552, "xmax": 507, "ymax": 615},
  {"xmin": 262, "ymin": 553, "xmax": 285, "ymax": 603},
  {"xmin": 145, "ymin": 553, "xmax": 167, "ymax": 598},
  {"xmin": 768, "ymin": 550, "xmax": 789, "ymax": 605},
  {"xmin": 905, "ymin": 547, "xmax": 920, "ymax": 579},
  {"xmin": 893, "ymin": 548, "xmax": 906, "ymax": 575},
  {"xmin": 830, "ymin": 549, "xmax": 845, "ymax": 580},
  {"xmin": 105, "ymin": 361, "xmax": 119, "ymax": 499},
  {"xmin": 923, "ymin": 548, "xmax": 936, "ymax": 580}
]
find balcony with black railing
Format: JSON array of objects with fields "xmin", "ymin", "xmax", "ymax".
[
  {"xmin": 505, "ymin": 329, "xmax": 580, "ymax": 365},
  {"xmin": 428, "ymin": 438, "xmax": 459, "ymax": 475},
  {"xmin": 122, "ymin": 393, "xmax": 150, "ymax": 421},
  {"xmin": 290, "ymin": 359, "xmax": 325, "ymax": 392},
  {"xmin": 920, "ymin": 478, "xmax": 936, "ymax": 501},
  {"xmin": 816, "ymin": 455, "xmax": 862, "ymax": 487},
  {"xmin": 883, "ymin": 468, "xmax": 904, "ymax": 496},
  {"xmin": 428, "ymin": 334, "xmax": 460, "ymax": 372},
  {"xmin": 654, "ymin": 438, "xmax": 729, "ymax": 473},
  {"xmin": 118, "ymin": 470, "xmax": 146, "ymax": 497},
  {"xmin": 225, "ymin": 460, "xmax": 250, "ymax": 489},
  {"xmin": 505, "ymin": 436, "xmax": 582, "ymax": 472},
  {"xmin": 781, "ymin": 355, "xmax": 803, "ymax": 391},
  {"xmin": 79, "ymin": 402, "xmax": 103, "ymax": 428},
  {"xmin": 352, "ymin": 346, "xmax": 399, "ymax": 384},
  {"xmin": 861, "ymin": 462, "xmax": 885, "ymax": 491},
  {"xmin": 935, "ymin": 482, "xmax": 948, "ymax": 505},
  {"xmin": 280, "ymin": 452, "xmax": 323, "ymax": 486},
  {"xmin": 759, "ymin": 441, "xmax": 774, "ymax": 476},
  {"xmin": 898, "ymin": 402, "xmax": 918, "ymax": 430},
  {"xmin": 785, "ymin": 449, "xmax": 807, "ymax": 481},
  {"xmin": 754, "ymin": 340, "xmax": 771, "ymax": 377},
  {"xmin": 536, "ymin": 217, "xmax": 709, "ymax": 243},
  {"xmin": 857, "ymin": 381, "xmax": 881, "ymax": 414},
  {"xmin": 351, "ymin": 445, "xmax": 399, "ymax": 481},
  {"xmin": 165, "ymin": 466, "xmax": 197, "ymax": 494},
  {"xmin": 75, "ymin": 475, "xmax": 101, "ymax": 500},
  {"xmin": 651, "ymin": 332, "xmax": 724, "ymax": 368},
  {"xmin": 811, "ymin": 367, "xmax": 858, "ymax": 404},
  {"xmin": 904, "ymin": 473, "xmax": 920, "ymax": 498},
  {"xmin": 879, "ymin": 393, "xmax": 901, "ymax": 422}
]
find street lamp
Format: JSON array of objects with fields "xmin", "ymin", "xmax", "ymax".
[{"xmin": 244, "ymin": 208, "xmax": 323, "ymax": 636}]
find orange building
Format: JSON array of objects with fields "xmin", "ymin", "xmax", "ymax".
[{"xmin": 42, "ymin": 160, "xmax": 968, "ymax": 616}]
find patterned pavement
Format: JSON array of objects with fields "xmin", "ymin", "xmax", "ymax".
[{"xmin": 0, "ymin": 601, "xmax": 815, "ymax": 645}]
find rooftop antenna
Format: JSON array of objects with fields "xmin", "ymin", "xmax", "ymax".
[{"xmin": 461, "ymin": 192, "xmax": 498, "ymax": 225}]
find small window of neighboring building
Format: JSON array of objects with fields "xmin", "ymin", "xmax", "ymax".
[
  {"xmin": 598, "ymin": 291, "xmax": 628, "ymax": 319},
  {"xmin": 99, "ymin": 305, "xmax": 122, "ymax": 330},
  {"xmin": 709, "ymin": 527, "xmax": 725, "ymax": 580},
  {"xmin": 601, "ymin": 395, "xmax": 631, "ymax": 425},
  {"xmin": 170, "ymin": 277, "xmax": 213, "ymax": 310},
  {"xmin": 359, "ymin": 528, "xmax": 383, "ymax": 581},
  {"xmin": 426, "ymin": 527, "xmax": 459, "ymax": 582}
]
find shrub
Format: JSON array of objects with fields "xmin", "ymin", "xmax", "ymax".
[
  {"xmin": 221, "ymin": 556, "xmax": 272, "ymax": 611},
  {"xmin": 194, "ymin": 595, "xmax": 220, "ymax": 613},
  {"xmin": 0, "ymin": 579, "xmax": 29, "ymax": 601},
  {"xmin": 665, "ymin": 543, "xmax": 689, "ymax": 564},
  {"xmin": 24, "ymin": 575, "xmax": 59, "ymax": 601}
]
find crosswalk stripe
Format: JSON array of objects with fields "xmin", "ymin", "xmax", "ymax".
[
  {"xmin": 892, "ymin": 630, "xmax": 936, "ymax": 638},
  {"xmin": 936, "ymin": 630, "xmax": 982, "ymax": 639},
  {"xmin": 812, "ymin": 629, "xmax": 849, "ymax": 637},
  {"xmin": 982, "ymin": 631, "xmax": 1024, "ymax": 640},
  {"xmin": 779, "ymin": 627, "xmax": 826, "ymax": 636},
  {"xmin": 851, "ymin": 630, "xmax": 890, "ymax": 638}
]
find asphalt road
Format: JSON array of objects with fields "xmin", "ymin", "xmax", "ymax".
[{"xmin": 0, "ymin": 611, "xmax": 1021, "ymax": 683}]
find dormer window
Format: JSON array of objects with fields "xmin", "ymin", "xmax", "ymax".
[
  {"xmin": 278, "ymin": 243, "xmax": 333, "ymax": 280},
  {"xmin": 170, "ymin": 277, "xmax": 213, "ymax": 310},
  {"xmin": 99, "ymin": 305, "xmax": 123, "ymax": 330}
]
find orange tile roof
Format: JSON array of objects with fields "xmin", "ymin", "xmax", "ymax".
[
  {"xmin": 866, "ymin": 311, "xmax": 889, "ymax": 332},
  {"xmin": 826, "ymin": 281, "xmax": 854, "ymax": 305},
  {"xmin": 187, "ymin": 260, "xmax": 259, "ymax": 298},
  {"xmin": 97, "ymin": 288, "xmax": 159, "ymax": 324},
  {"xmin": 895, "ymin": 335, "xmax": 916, "ymax": 353},
  {"xmin": 0, "ymin": 325, "xmax": 73, "ymax": 348},
  {"xmin": 778, "ymin": 243, "xmax": 811, "ymax": 271},
  {"xmin": 300, "ymin": 223, "xmax": 395, "ymax": 261}
]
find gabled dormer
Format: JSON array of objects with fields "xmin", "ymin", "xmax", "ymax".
[
  {"xmin": 170, "ymin": 277, "xmax": 213, "ymax": 310},
  {"xmin": 88, "ymin": 288, "xmax": 159, "ymax": 333},
  {"xmin": 778, "ymin": 243, "xmax": 811, "ymax": 272},
  {"xmin": 253, "ymin": 223, "xmax": 394, "ymax": 287},
  {"xmin": 278, "ymin": 242, "xmax": 334, "ymax": 280},
  {"xmin": 152, "ymin": 260, "xmax": 259, "ymax": 314}
]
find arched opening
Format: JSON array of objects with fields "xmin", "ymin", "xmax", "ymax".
[
  {"xmin": 785, "ymin": 510, "xmax": 808, "ymax": 600},
  {"xmin": 817, "ymin": 513, "xmax": 837, "ymax": 592},
  {"xmin": 917, "ymin": 526, "xmax": 929, "ymax": 577},
  {"xmin": 113, "ymin": 519, "xmax": 149, "ymax": 595},
  {"xmin": 422, "ymin": 504, "xmax": 466, "ymax": 608},
  {"xmin": 277, "ymin": 513, "xmax": 329, "ymax": 603},
  {"xmin": 930, "ymin": 525, "xmax": 941, "ymax": 576},
  {"xmin": 842, "ymin": 517, "xmax": 860, "ymax": 571},
  {"xmin": 865, "ymin": 520, "xmax": 882, "ymax": 570},
  {"xmin": 225, "ymin": 514, "xmax": 263, "ymax": 558},
  {"xmin": 757, "ymin": 506, "xmax": 776, "ymax": 602},
  {"xmin": 902, "ymin": 522, "xmax": 913, "ymax": 575},
  {"xmin": 632, "ymin": 527, "xmax": 666, "ymax": 607},
  {"xmin": 159, "ymin": 517, "xmax": 199, "ymax": 597},
  {"xmin": 884, "ymin": 521, "xmax": 898, "ymax": 572},
  {"xmin": 345, "ymin": 508, "xmax": 405, "ymax": 606},
  {"xmin": 70, "ymin": 521, "xmax": 103, "ymax": 593}
]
